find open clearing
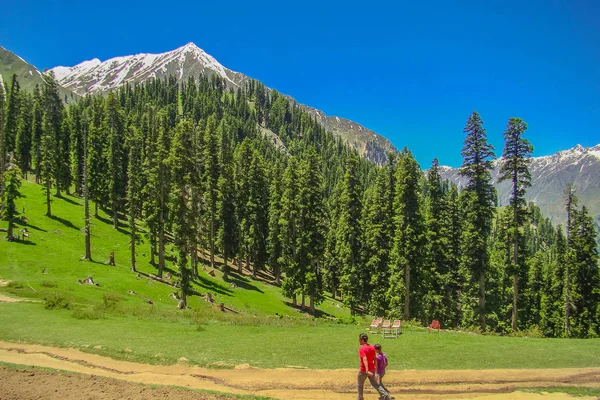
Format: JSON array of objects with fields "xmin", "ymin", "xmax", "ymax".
[{"xmin": 1, "ymin": 342, "xmax": 599, "ymax": 400}]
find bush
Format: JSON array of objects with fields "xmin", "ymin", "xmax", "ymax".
[
  {"xmin": 40, "ymin": 281, "xmax": 58, "ymax": 288},
  {"xmin": 7, "ymin": 281, "xmax": 25, "ymax": 289},
  {"xmin": 102, "ymin": 292, "xmax": 124, "ymax": 310},
  {"xmin": 44, "ymin": 292, "xmax": 70, "ymax": 310},
  {"xmin": 73, "ymin": 306, "xmax": 105, "ymax": 320}
]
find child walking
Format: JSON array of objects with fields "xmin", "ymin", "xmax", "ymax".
[{"xmin": 374, "ymin": 344, "xmax": 393, "ymax": 399}]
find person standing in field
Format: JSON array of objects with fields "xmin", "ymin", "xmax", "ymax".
[
  {"xmin": 357, "ymin": 333, "xmax": 390, "ymax": 400},
  {"xmin": 374, "ymin": 344, "xmax": 393, "ymax": 398}
]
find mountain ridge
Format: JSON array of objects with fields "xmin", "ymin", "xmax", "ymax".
[
  {"xmin": 439, "ymin": 143, "xmax": 600, "ymax": 229},
  {"xmin": 49, "ymin": 42, "xmax": 397, "ymax": 164}
]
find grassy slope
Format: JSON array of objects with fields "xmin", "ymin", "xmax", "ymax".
[{"xmin": 1, "ymin": 180, "xmax": 600, "ymax": 370}]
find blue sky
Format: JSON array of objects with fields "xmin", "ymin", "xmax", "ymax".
[{"xmin": 2, "ymin": 0, "xmax": 599, "ymax": 167}]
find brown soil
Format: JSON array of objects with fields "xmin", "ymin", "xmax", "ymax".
[{"xmin": 1, "ymin": 342, "xmax": 599, "ymax": 400}]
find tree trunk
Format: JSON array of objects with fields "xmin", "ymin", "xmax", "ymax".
[
  {"xmin": 512, "ymin": 275, "xmax": 518, "ymax": 331},
  {"xmin": 404, "ymin": 263, "xmax": 411, "ymax": 320},
  {"xmin": 94, "ymin": 201, "xmax": 99, "ymax": 218},
  {"xmin": 292, "ymin": 293, "xmax": 297, "ymax": 307},
  {"xmin": 301, "ymin": 293, "xmax": 305, "ymax": 311},
  {"xmin": 209, "ymin": 216, "xmax": 215, "ymax": 268},
  {"xmin": 158, "ymin": 225, "xmax": 165, "ymax": 278},
  {"xmin": 83, "ymin": 144, "xmax": 91, "ymax": 261},
  {"xmin": 479, "ymin": 272, "xmax": 486, "ymax": 330},
  {"xmin": 130, "ymin": 217, "xmax": 136, "ymax": 272},
  {"xmin": 310, "ymin": 295, "xmax": 315, "ymax": 314},
  {"xmin": 150, "ymin": 235, "xmax": 156, "ymax": 266},
  {"xmin": 45, "ymin": 179, "xmax": 52, "ymax": 217},
  {"xmin": 7, "ymin": 217, "xmax": 14, "ymax": 238}
]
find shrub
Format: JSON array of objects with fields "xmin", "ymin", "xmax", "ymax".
[
  {"xmin": 7, "ymin": 281, "xmax": 25, "ymax": 289},
  {"xmin": 40, "ymin": 281, "xmax": 58, "ymax": 288},
  {"xmin": 102, "ymin": 292, "xmax": 124, "ymax": 310},
  {"xmin": 73, "ymin": 306, "xmax": 105, "ymax": 320},
  {"xmin": 44, "ymin": 292, "xmax": 70, "ymax": 310}
]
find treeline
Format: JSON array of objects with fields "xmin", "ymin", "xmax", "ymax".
[{"xmin": 0, "ymin": 72, "xmax": 598, "ymax": 338}]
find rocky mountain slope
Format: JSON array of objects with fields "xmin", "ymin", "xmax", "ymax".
[
  {"xmin": 439, "ymin": 144, "xmax": 600, "ymax": 228},
  {"xmin": 49, "ymin": 43, "xmax": 397, "ymax": 164},
  {"xmin": 0, "ymin": 46, "xmax": 77, "ymax": 103}
]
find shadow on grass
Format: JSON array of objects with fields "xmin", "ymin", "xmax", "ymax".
[
  {"xmin": 4, "ymin": 239, "xmax": 37, "ymax": 246},
  {"xmin": 193, "ymin": 273, "xmax": 233, "ymax": 297},
  {"xmin": 56, "ymin": 194, "xmax": 81, "ymax": 206},
  {"xmin": 48, "ymin": 215, "xmax": 79, "ymax": 231},
  {"xmin": 15, "ymin": 220, "xmax": 47, "ymax": 232},
  {"xmin": 283, "ymin": 301, "xmax": 338, "ymax": 319},
  {"xmin": 95, "ymin": 214, "xmax": 130, "ymax": 235},
  {"xmin": 222, "ymin": 268, "xmax": 264, "ymax": 294}
]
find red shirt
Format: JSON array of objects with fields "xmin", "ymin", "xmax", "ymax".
[{"xmin": 359, "ymin": 344, "xmax": 376, "ymax": 372}]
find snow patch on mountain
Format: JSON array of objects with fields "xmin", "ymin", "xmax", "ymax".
[{"xmin": 49, "ymin": 42, "xmax": 242, "ymax": 95}]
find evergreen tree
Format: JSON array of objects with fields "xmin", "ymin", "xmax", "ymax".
[
  {"xmin": 388, "ymin": 148, "xmax": 425, "ymax": 321},
  {"xmin": 169, "ymin": 118, "xmax": 196, "ymax": 306},
  {"xmin": 267, "ymin": 159, "xmax": 284, "ymax": 284},
  {"xmin": 498, "ymin": 117, "xmax": 533, "ymax": 331},
  {"xmin": 2, "ymin": 166, "xmax": 22, "ymax": 238},
  {"xmin": 568, "ymin": 206, "xmax": 600, "ymax": 338},
  {"xmin": 3, "ymin": 75, "xmax": 21, "ymax": 164},
  {"xmin": 279, "ymin": 156, "xmax": 301, "ymax": 304},
  {"xmin": 563, "ymin": 183, "xmax": 577, "ymax": 336},
  {"xmin": 104, "ymin": 93, "xmax": 126, "ymax": 229},
  {"xmin": 0, "ymin": 80, "xmax": 5, "ymax": 180},
  {"xmin": 127, "ymin": 125, "xmax": 143, "ymax": 271},
  {"xmin": 203, "ymin": 114, "xmax": 219, "ymax": 268},
  {"xmin": 31, "ymin": 85, "xmax": 43, "ymax": 183},
  {"xmin": 459, "ymin": 111, "xmax": 495, "ymax": 330},
  {"xmin": 216, "ymin": 119, "xmax": 237, "ymax": 273},
  {"xmin": 296, "ymin": 147, "xmax": 327, "ymax": 312},
  {"xmin": 336, "ymin": 153, "xmax": 364, "ymax": 314},
  {"xmin": 362, "ymin": 154, "xmax": 395, "ymax": 315},
  {"xmin": 82, "ymin": 113, "xmax": 92, "ymax": 261},
  {"xmin": 41, "ymin": 72, "xmax": 64, "ymax": 198},
  {"xmin": 15, "ymin": 93, "xmax": 33, "ymax": 178}
]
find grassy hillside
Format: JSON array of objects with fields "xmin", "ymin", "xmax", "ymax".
[
  {"xmin": 0, "ymin": 45, "xmax": 78, "ymax": 103},
  {"xmin": 1, "ymin": 179, "xmax": 600, "ymax": 371}
]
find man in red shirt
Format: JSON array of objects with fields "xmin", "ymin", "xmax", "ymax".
[{"xmin": 358, "ymin": 333, "xmax": 390, "ymax": 400}]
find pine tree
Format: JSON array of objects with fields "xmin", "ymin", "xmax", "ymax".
[
  {"xmin": 267, "ymin": 159, "xmax": 284, "ymax": 284},
  {"xmin": 203, "ymin": 114, "xmax": 219, "ymax": 268},
  {"xmin": 362, "ymin": 154, "xmax": 395, "ymax": 315},
  {"xmin": 15, "ymin": 93, "xmax": 33, "ymax": 178},
  {"xmin": 3, "ymin": 75, "xmax": 21, "ymax": 164},
  {"xmin": 279, "ymin": 156, "xmax": 301, "ymax": 304},
  {"xmin": 2, "ymin": 166, "xmax": 22, "ymax": 238},
  {"xmin": 31, "ymin": 85, "xmax": 43, "ymax": 184},
  {"xmin": 41, "ymin": 72, "xmax": 64, "ymax": 198},
  {"xmin": 104, "ymin": 93, "xmax": 126, "ymax": 229},
  {"xmin": 336, "ymin": 153, "xmax": 364, "ymax": 314},
  {"xmin": 127, "ymin": 125, "xmax": 143, "ymax": 272},
  {"xmin": 563, "ymin": 183, "xmax": 577, "ymax": 336},
  {"xmin": 169, "ymin": 118, "xmax": 196, "ymax": 306},
  {"xmin": 296, "ymin": 147, "xmax": 327, "ymax": 312},
  {"xmin": 216, "ymin": 120, "xmax": 237, "ymax": 273},
  {"xmin": 568, "ymin": 206, "xmax": 600, "ymax": 338},
  {"xmin": 0, "ymin": 79, "xmax": 6, "ymax": 186},
  {"xmin": 388, "ymin": 148, "xmax": 425, "ymax": 321},
  {"xmin": 459, "ymin": 111, "xmax": 496, "ymax": 330},
  {"xmin": 498, "ymin": 117, "xmax": 533, "ymax": 331},
  {"xmin": 82, "ymin": 112, "xmax": 92, "ymax": 261}
]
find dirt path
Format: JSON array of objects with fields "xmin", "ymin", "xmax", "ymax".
[{"xmin": 0, "ymin": 342, "xmax": 599, "ymax": 400}]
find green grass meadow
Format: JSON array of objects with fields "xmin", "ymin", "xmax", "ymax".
[{"xmin": 1, "ymin": 180, "xmax": 600, "ymax": 371}]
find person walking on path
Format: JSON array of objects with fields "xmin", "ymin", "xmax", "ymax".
[
  {"xmin": 357, "ymin": 333, "xmax": 391, "ymax": 400},
  {"xmin": 374, "ymin": 344, "xmax": 393, "ymax": 399}
]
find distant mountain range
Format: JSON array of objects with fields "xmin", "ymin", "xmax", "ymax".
[
  {"xmin": 439, "ymin": 144, "xmax": 600, "ymax": 229},
  {"xmin": 49, "ymin": 42, "xmax": 397, "ymax": 164}
]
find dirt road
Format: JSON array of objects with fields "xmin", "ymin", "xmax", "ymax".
[{"xmin": 1, "ymin": 342, "xmax": 599, "ymax": 400}]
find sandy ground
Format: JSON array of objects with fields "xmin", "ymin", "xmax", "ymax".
[{"xmin": 0, "ymin": 342, "xmax": 599, "ymax": 400}]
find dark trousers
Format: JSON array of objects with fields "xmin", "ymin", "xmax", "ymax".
[{"xmin": 357, "ymin": 371, "xmax": 388, "ymax": 400}]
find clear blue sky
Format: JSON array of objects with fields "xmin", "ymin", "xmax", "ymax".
[{"xmin": 2, "ymin": 0, "xmax": 599, "ymax": 167}]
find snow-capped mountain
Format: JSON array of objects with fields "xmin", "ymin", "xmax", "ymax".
[
  {"xmin": 49, "ymin": 42, "xmax": 397, "ymax": 164},
  {"xmin": 51, "ymin": 43, "xmax": 247, "ymax": 94},
  {"xmin": 439, "ymin": 144, "xmax": 600, "ymax": 227}
]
